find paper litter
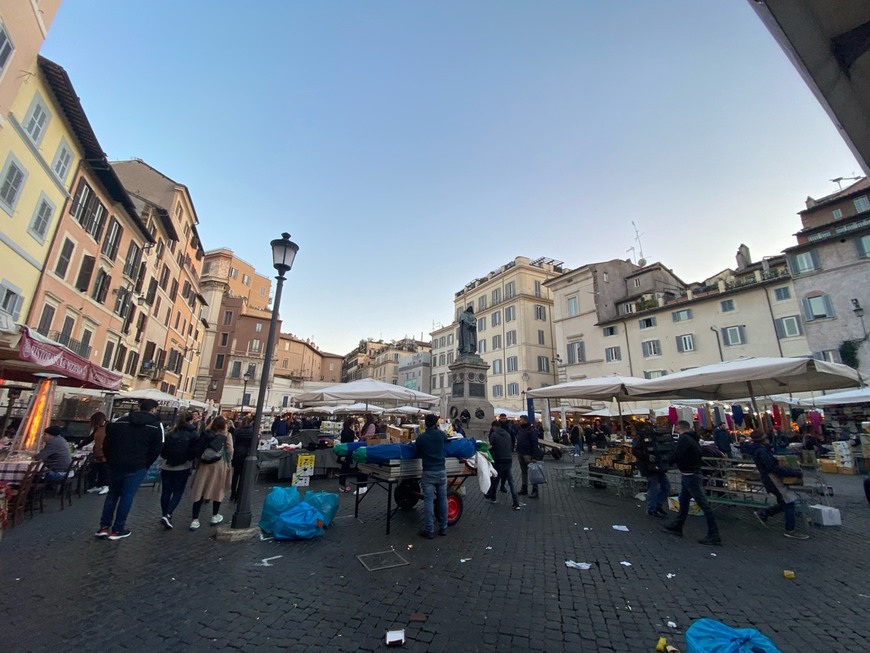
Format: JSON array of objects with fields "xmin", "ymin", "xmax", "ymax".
[
  {"xmin": 667, "ymin": 621, "xmax": 677, "ymax": 628},
  {"xmin": 666, "ymin": 573, "xmax": 676, "ymax": 579},
  {"xmin": 620, "ymin": 561, "xmax": 632, "ymax": 566},
  {"xmin": 565, "ymin": 560, "xmax": 593, "ymax": 570},
  {"xmin": 612, "ymin": 525, "xmax": 630, "ymax": 532}
]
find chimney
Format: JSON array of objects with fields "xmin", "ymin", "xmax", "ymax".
[{"xmin": 735, "ymin": 244, "xmax": 751, "ymax": 270}]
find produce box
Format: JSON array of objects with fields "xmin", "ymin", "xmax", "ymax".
[
  {"xmin": 838, "ymin": 466, "xmax": 856, "ymax": 475},
  {"xmin": 808, "ymin": 504, "xmax": 842, "ymax": 526},
  {"xmin": 819, "ymin": 459, "xmax": 839, "ymax": 474}
]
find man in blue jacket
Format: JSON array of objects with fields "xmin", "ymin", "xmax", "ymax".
[
  {"xmin": 748, "ymin": 431, "xmax": 808, "ymax": 539},
  {"xmin": 516, "ymin": 415, "xmax": 543, "ymax": 498},
  {"xmin": 415, "ymin": 414, "xmax": 448, "ymax": 539}
]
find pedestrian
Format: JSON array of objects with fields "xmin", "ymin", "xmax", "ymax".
[
  {"xmin": 452, "ymin": 419, "xmax": 466, "ymax": 437},
  {"xmin": 338, "ymin": 416, "xmax": 356, "ymax": 493},
  {"xmin": 158, "ymin": 411, "xmax": 200, "ymax": 529},
  {"xmin": 95, "ymin": 398, "xmax": 164, "ymax": 541},
  {"xmin": 748, "ymin": 431, "xmax": 809, "ymax": 539},
  {"xmin": 189, "ymin": 416, "xmax": 233, "ymax": 530},
  {"xmin": 515, "ymin": 414, "xmax": 543, "ymax": 498},
  {"xmin": 864, "ymin": 476, "xmax": 870, "ymax": 509},
  {"xmin": 271, "ymin": 414, "xmax": 289, "ymax": 438},
  {"xmin": 632, "ymin": 425, "xmax": 669, "ymax": 518},
  {"xmin": 663, "ymin": 420, "xmax": 721, "ymax": 546},
  {"xmin": 230, "ymin": 416, "xmax": 254, "ymax": 502},
  {"xmin": 712, "ymin": 424, "xmax": 732, "ymax": 457},
  {"xmin": 84, "ymin": 412, "xmax": 109, "ymax": 494},
  {"xmin": 584, "ymin": 424, "xmax": 595, "ymax": 454},
  {"xmin": 35, "ymin": 426, "xmax": 72, "ymax": 482},
  {"xmin": 568, "ymin": 422, "xmax": 582, "ymax": 457},
  {"xmin": 190, "ymin": 409, "xmax": 204, "ymax": 436},
  {"xmin": 415, "ymin": 413, "xmax": 448, "ymax": 539},
  {"xmin": 484, "ymin": 420, "xmax": 521, "ymax": 510},
  {"xmin": 360, "ymin": 414, "xmax": 377, "ymax": 440}
]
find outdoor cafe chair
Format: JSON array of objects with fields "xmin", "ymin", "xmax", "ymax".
[{"xmin": 7, "ymin": 461, "xmax": 42, "ymax": 527}]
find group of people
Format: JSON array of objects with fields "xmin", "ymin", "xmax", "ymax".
[{"xmin": 567, "ymin": 420, "xmax": 612, "ymax": 456}]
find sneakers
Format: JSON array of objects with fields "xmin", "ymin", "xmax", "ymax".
[
  {"xmin": 339, "ymin": 486, "xmax": 351, "ymax": 493},
  {"xmin": 513, "ymin": 504, "xmax": 521, "ymax": 511},
  {"xmin": 94, "ymin": 526, "xmax": 110, "ymax": 539},
  {"xmin": 108, "ymin": 529, "xmax": 131, "ymax": 541},
  {"xmin": 210, "ymin": 514, "xmax": 224, "ymax": 526},
  {"xmin": 98, "ymin": 486, "xmax": 109, "ymax": 495},
  {"xmin": 528, "ymin": 491, "xmax": 539, "ymax": 499},
  {"xmin": 189, "ymin": 519, "xmax": 201, "ymax": 530},
  {"xmin": 485, "ymin": 493, "xmax": 496, "ymax": 503},
  {"xmin": 784, "ymin": 530, "xmax": 809, "ymax": 540},
  {"xmin": 698, "ymin": 534, "xmax": 722, "ymax": 546},
  {"xmin": 160, "ymin": 515, "xmax": 173, "ymax": 530},
  {"xmin": 418, "ymin": 530, "xmax": 434, "ymax": 540},
  {"xmin": 438, "ymin": 528, "xmax": 447, "ymax": 537},
  {"xmin": 86, "ymin": 486, "xmax": 101, "ymax": 494},
  {"xmin": 662, "ymin": 524, "xmax": 683, "ymax": 537},
  {"xmin": 754, "ymin": 510, "xmax": 768, "ymax": 527}
]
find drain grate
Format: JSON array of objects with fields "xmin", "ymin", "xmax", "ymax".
[{"xmin": 357, "ymin": 548, "xmax": 410, "ymax": 571}]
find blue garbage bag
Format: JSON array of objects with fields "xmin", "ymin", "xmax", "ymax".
[
  {"xmin": 302, "ymin": 491, "xmax": 339, "ymax": 526},
  {"xmin": 445, "ymin": 438, "xmax": 476, "ymax": 459},
  {"xmin": 258, "ymin": 486, "xmax": 301, "ymax": 535},
  {"xmin": 358, "ymin": 443, "xmax": 417, "ymax": 463},
  {"xmin": 273, "ymin": 502, "xmax": 326, "ymax": 541},
  {"xmin": 686, "ymin": 618, "xmax": 781, "ymax": 653}
]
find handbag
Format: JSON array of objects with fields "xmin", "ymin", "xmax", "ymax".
[
  {"xmin": 528, "ymin": 461, "xmax": 547, "ymax": 485},
  {"xmin": 200, "ymin": 434, "xmax": 226, "ymax": 464}
]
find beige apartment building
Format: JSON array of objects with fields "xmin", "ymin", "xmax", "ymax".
[
  {"xmin": 371, "ymin": 339, "xmax": 431, "ymax": 386},
  {"xmin": 429, "ymin": 324, "xmax": 454, "ymax": 412},
  {"xmin": 452, "ymin": 256, "xmax": 565, "ymax": 410},
  {"xmin": 342, "ymin": 338, "xmax": 390, "ymax": 382}
]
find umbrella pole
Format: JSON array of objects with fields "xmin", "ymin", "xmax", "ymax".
[
  {"xmin": 746, "ymin": 381, "xmax": 761, "ymax": 429},
  {"xmin": 617, "ymin": 397, "xmax": 625, "ymax": 434}
]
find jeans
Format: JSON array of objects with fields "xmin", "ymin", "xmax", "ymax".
[
  {"xmin": 572, "ymin": 442, "xmax": 583, "ymax": 456},
  {"xmin": 646, "ymin": 472, "xmax": 670, "ymax": 514},
  {"xmin": 160, "ymin": 469, "xmax": 191, "ymax": 517},
  {"xmin": 338, "ymin": 456, "xmax": 354, "ymax": 488},
  {"xmin": 99, "ymin": 467, "xmax": 148, "ymax": 532},
  {"xmin": 421, "ymin": 469, "xmax": 448, "ymax": 534},
  {"xmin": 761, "ymin": 497, "xmax": 796, "ymax": 532},
  {"xmin": 672, "ymin": 472, "xmax": 718, "ymax": 536},
  {"xmin": 486, "ymin": 460, "xmax": 519, "ymax": 506},
  {"xmin": 192, "ymin": 499, "xmax": 221, "ymax": 519},
  {"xmin": 88, "ymin": 461, "xmax": 108, "ymax": 488},
  {"xmin": 43, "ymin": 470, "xmax": 66, "ymax": 483}
]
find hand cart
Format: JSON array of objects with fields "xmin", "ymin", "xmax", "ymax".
[
  {"xmin": 538, "ymin": 439, "xmax": 574, "ymax": 460},
  {"xmin": 354, "ymin": 458, "xmax": 474, "ymax": 534}
]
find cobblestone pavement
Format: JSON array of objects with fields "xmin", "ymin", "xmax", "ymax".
[{"xmin": 2, "ymin": 457, "xmax": 869, "ymax": 652}]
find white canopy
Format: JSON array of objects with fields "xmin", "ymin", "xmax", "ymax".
[
  {"xmin": 119, "ymin": 388, "xmax": 180, "ymax": 405},
  {"xmin": 526, "ymin": 375, "xmax": 651, "ymax": 401},
  {"xmin": 494, "ymin": 408, "xmax": 541, "ymax": 419},
  {"xmin": 295, "ymin": 378, "xmax": 439, "ymax": 406},
  {"xmin": 582, "ymin": 407, "xmax": 651, "ymax": 418},
  {"xmin": 330, "ymin": 403, "xmax": 385, "ymax": 415},
  {"xmin": 804, "ymin": 386, "xmax": 870, "ymax": 406},
  {"xmin": 383, "ymin": 405, "xmax": 433, "ymax": 416}
]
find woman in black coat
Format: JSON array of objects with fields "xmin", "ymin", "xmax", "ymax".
[{"xmin": 338, "ymin": 417, "xmax": 357, "ymax": 493}]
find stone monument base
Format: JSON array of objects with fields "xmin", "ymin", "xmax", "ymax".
[{"xmin": 447, "ymin": 355, "xmax": 494, "ymax": 440}]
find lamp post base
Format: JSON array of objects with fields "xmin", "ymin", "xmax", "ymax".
[
  {"xmin": 215, "ymin": 526, "xmax": 260, "ymax": 542},
  {"xmin": 231, "ymin": 452, "xmax": 261, "ymax": 529}
]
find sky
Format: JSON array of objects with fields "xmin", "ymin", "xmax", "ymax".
[{"xmin": 40, "ymin": 1, "xmax": 862, "ymax": 355}]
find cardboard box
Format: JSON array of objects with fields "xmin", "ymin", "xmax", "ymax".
[
  {"xmin": 366, "ymin": 434, "xmax": 391, "ymax": 447},
  {"xmin": 808, "ymin": 504, "xmax": 842, "ymax": 526},
  {"xmin": 819, "ymin": 459, "xmax": 839, "ymax": 474},
  {"xmin": 838, "ymin": 466, "xmax": 857, "ymax": 475}
]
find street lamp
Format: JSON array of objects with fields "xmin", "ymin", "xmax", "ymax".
[
  {"xmin": 232, "ymin": 232, "xmax": 299, "ymax": 529},
  {"xmin": 241, "ymin": 370, "xmax": 252, "ymax": 407},
  {"xmin": 852, "ymin": 298, "xmax": 868, "ymax": 339}
]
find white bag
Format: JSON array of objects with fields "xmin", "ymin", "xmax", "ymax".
[{"xmin": 474, "ymin": 452, "xmax": 497, "ymax": 494}]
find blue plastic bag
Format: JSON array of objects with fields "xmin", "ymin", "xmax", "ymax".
[
  {"xmin": 686, "ymin": 618, "xmax": 781, "ymax": 653},
  {"xmin": 258, "ymin": 486, "xmax": 301, "ymax": 535},
  {"xmin": 273, "ymin": 503, "xmax": 326, "ymax": 541},
  {"xmin": 445, "ymin": 438, "xmax": 476, "ymax": 459},
  {"xmin": 354, "ymin": 443, "xmax": 417, "ymax": 463},
  {"xmin": 302, "ymin": 491, "xmax": 339, "ymax": 526}
]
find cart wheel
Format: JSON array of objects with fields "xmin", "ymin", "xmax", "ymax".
[
  {"xmin": 394, "ymin": 480, "xmax": 419, "ymax": 509},
  {"xmin": 550, "ymin": 449, "xmax": 563, "ymax": 460},
  {"xmin": 446, "ymin": 491, "xmax": 463, "ymax": 526}
]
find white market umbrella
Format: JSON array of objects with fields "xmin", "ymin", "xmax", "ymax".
[
  {"xmin": 331, "ymin": 403, "xmax": 385, "ymax": 415},
  {"xmin": 383, "ymin": 405, "xmax": 433, "ymax": 416},
  {"xmin": 804, "ymin": 386, "xmax": 870, "ymax": 406},
  {"xmin": 119, "ymin": 388, "xmax": 180, "ymax": 405},
  {"xmin": 582, "ymin": 407, "xmax": 651, "ymax": 418},
  {"xmin": 295, "ymin": 378, "xmax": 439, "ymax": 406}
]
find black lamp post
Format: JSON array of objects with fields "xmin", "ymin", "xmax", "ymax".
[
  {"xmin": 852, "ymin": 298, "xmax": 867, "ymax": 339},
  {"xmin": 232, "ymin": 232, "xmax": 299, "ymax": 529},
  {"xmin": 241, "ymin": 370, "xmax": 252, "ymax": 407}
]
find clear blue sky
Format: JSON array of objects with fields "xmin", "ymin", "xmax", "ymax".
[{"xmin": 41, "ymin": 2, "xmax": 861, "ymax": 355}]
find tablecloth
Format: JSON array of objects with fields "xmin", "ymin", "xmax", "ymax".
[{"xmin": 0, "ymin": 460, "xmax": 42, "ymax": 485}]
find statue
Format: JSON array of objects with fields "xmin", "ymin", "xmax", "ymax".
[{"xmin": 457, "ymin": 305, "xmax": 477, "ymax": 356}]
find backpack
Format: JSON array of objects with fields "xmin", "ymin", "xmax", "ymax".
[{"xmin": 162, "ymin": 429, "xmax": 193, "ymax": 467}]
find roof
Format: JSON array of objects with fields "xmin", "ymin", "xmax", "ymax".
[
  {"xmin": 801, "ymin": 177, "xmax": 870, "ymax": 212},
  {"xmin": 37, "ymin": 56, "xmax": 153, "ymax": 243}
]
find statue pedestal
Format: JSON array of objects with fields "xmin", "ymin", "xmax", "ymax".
[{"xmin": 447, "ymin": 355, "xmax": 494, "ymax": 440}]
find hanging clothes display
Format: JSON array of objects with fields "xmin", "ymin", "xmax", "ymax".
[
  {"xmin": 668, "ymin": 406, "xmax": 678, "ymax": 425},
  {"xmin": 713, "ymin": 406, "xmax": 723, "ymax": 427},
  {"xmin": 732, "ymin": 404, "xmax": 744, "ymax": 428},
  {"xmin": 725, "ymin": 413, "xmax": 733, "ymax": 430},
  {"xmin": 808, "ymin": 410, "xmax": 823, "ymax": 435},
  {"xmin": 697, "ymin": 406, "xmax": 708, "ymax": 430},
  {"xmin": 772, "ymin": 405, "xmax": 782, "ymax": 431}
]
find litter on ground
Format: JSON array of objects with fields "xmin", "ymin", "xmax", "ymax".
[
  {"xmin": 565, "ymin": 560, "xmax": 593, "ymax": 570},
  {"xmin": 612, "ymin": 525, "xmax": 630, "ymax": 532}
]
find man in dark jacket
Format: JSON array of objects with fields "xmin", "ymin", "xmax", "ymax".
[
  {"xmin": 35, "ymin": 426, "xmax": 72, "ymax": 482},
  {"xmin": 712, "ymin": 424, "xmax": 732, "ymax": 457},
  {"xmin": 663, "ymin": 420, "xmax": 721, "ymax": 546},
  {"xmin": 515, "ymin": 415, "xmax": 543, "ymax": 498},
  {"xmin": 415, "ymin": 414, "xmax": 448, "ymax": 539},
  {"xmin": 632, "ymin": 426, "xmax": 669, "ymax": 518},
  {"xmin": 748, "ymin": 431, "xmax": 808, "ymax": 539},
  {"xmin": 484, "ymin": 421, "xmax": 520, "ymax": 510},
  {"xmin": 96, "ymin": 398, "xmax": 164, "ymax": 541}
]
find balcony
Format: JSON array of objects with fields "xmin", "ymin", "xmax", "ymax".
[{"xmin": 48, "ymin": 330, "xmax": 92, "ymax": 359}]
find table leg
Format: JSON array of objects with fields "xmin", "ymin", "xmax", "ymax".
[{"xmin": 386, "ymin": 479, "xmax": 394, "ymax": 535}]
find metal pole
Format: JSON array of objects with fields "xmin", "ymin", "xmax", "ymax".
[{"xmin": 232, "ymin": 271, "xmax": 286, "ymax": 529}]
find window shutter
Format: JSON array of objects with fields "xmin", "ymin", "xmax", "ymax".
[
  {"xmin": 786, "ymin": 255, "xmax": 798, "ymax": 275},
  {"xmin": 75, "ymin": 255, "xmax": 95, "ymax": 292},
  {"xmin": 578, "ymin": 341, "xmax": 585, "ymax": 362},
  {"xmin": 676, "ymin": 336, "xmax": 684, "ymax": 353},
  {"xmin": 774, "ymin": 318, "xmax": 785, "ymax": 339},
  {"xmin": 810, "ymin": 250, "xmax": 821, "ymax": 269},
  {"xmin": 642, "ymin": 341, "xmax": 649, "ymax": 357},
  {"xmin": 738, "ymin": 325, "xmax": 747, "ymax": 344},
  {"xmin": 794, "ymin": 316, "xmax": 804, "ymax": 335},
  {"xmin": 720, "ymin": 327, "xmax": 730, "ymax": 346},
  {"xmin": 801, "ymin": 298, "xmax": 814, "ymax": 321},
  {"xmin": 857, "ymin": 237, "xmax": 868, "ymax": 258},
  {"xmin": 11, "ymin": 293, "xmax": 23, "ymax": 320},
  {"xmin": 822, "ymin": 295, "xmax": 835, "ymax": 318}
]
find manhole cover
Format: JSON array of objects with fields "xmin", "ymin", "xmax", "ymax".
[{"xmin": 357, "ymin": 549, "xmax": 410, "ymax": 572}]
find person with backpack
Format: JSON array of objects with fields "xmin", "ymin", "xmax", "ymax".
[
  {"xmin": 568, "ymin": 422, "xmax": 582, "ymax": 457},
  {"xmin": 188, "ymin": 416, "xmax": 233, "ymax": 530},
  {"xmin": 158, "ymin": 410, "xmax": 200, "ymax": 530}
]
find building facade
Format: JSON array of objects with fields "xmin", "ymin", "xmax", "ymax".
[{"xmin": 398, "ymin": 350, "xmax": 432, "ymax": 393}]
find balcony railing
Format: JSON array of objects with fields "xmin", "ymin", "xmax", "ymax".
[{"xmin": 48, "ymin": 330, "xmax": 92, "ymax": 359}]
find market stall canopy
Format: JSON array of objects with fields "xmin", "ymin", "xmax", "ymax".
[
  {"xmin": 632, "ymin": 356, "xmax": 862, "ymax": 401},
  {"xmin": 383, "ymin": 405, "xmax": 433, "ymax": 416},
  {"xmin": 330, "ymin": 403, "xmax": 385, "ymax": 415},
  {"xmin": 119, "ymin": 388, "xmax": 180, "ymax": 405},
  {"xmin": 525, "ymin": 375, "xmax": 651, "ymax": 401},
  {"xmin": 582, "ymin": 407, "xmax": 651, "ymax": 418},
  {"xmin": 294, "ymin": 378, "xmax": 439, "ymax": 406},
  {"xmin": 0, "ymin": 322, "xmax": 122, "ymax": 391},
  {"xmin": 803, "ymin": 386, "xmax": 870, "ymax": 406},
  {"xmin": 493, "ymin": 408, "xmax": 541, "ymax": 419}
]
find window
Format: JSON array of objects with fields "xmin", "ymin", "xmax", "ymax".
[
  {"xmin": 802, "ymin": 295, "xmax": 835, "ymax": 321},
  {"xmin": 621, "ymin": 303, "xmax": 635, "ymax": 315},
  {"xmin": 567, "ymin": 341, "xmax": 585, "ymax": 364},
  {"xmin": 538, "ymin": 330, "xmax": 545, "ymax": 345},
  {"xmin": 603, "ymin": 325, "xmax": 617, "ymax": 337},
  {"xmin": 492, "ymin": 384, "xmax": 504, "ymax": 397},
  {"xmin": 639, "ymin": 317, "xmax": 656, "ymax": 329},
  {"xmin": 505, "ymin": 281, "xmax": 516, "ymax": 298},
  {"xmin": 0, "ymin": 281, "xmax": 23, "ymax": 320},
  {"xmin": 633, "ymin": 278, "xmax": 641, "ymax": 288},
  {"xmin": 644, "ymin": 370, "xmax": 667, "ymax": 379},
  {"xmin": 774, "ymin": 286, "xmax": 791, "ymax": 301},
  {"xmin": 854, "ymin": 195, "xmax": 870, "ymax": 213},
  {"xmin": 28, "ymin": 194, "xmax": 54, "ymax": 242},
  {"xmin": 832, "ymin": 208, "xmax": 843, "ymax": 219},
  {"xmin": 507, "ymin": 356, "xmax": 518, "ymax": 372},
  {"xmin": 492, "ymin": 359, "xmax": 503, "ymax": 374},
  {"xmin": 447, "ymin": 333, "xmax": 453, "ymax": 345},
  {"xmin": 605, "ymin": 346, "xmax": 621, "ymax": 362},
  {"xmin": 23, "ymin": 95, "xmax": 51, "ymax": 145},
  {"xmin": 215, "ymin": 354, "xmax": 225, "ymax": 370},
  {"xmin": 477, "ymin": 296, "xmax": 487, "ymax": 311},
  {"xmin": 169, "ymin": 279, "xmax": 178, "ymax": 301},
  {"xmin": 492, "ymin": 334, "xmax": 502, "ymax": 350},
  {"xmin": 774, "ymin": 316, "xmax": 803, "ymax": 339},
  {"xmin": 676, "ymin": 334, "xmax": 695, "ymax": 353},
  {"xmin": 0, "ymin": 25, "xmax": 14, "ymax": 79},
  {"xmin": 70, "ymin": 179, "xmax": 106, "ymax": 240},
  {"xmin": 230, "ymin": 361, "xmax": 242, "ymax": 378},
  {"xmin": 223, "ymin": 310, "xmax": 233, "ymax": 325},
  {"xmin": 75, "ymin": 255, "xmax": 95, "ymax": 292},
  {"xmin": 0, "ymin": 154, "xmax": 26, "ymax": 212},
  {"xmin": 220, "ymin": 333, "xmax": 229, "ymax": 347},
  {"xmin": 36, "ymin": 303, "xmax": 55, "ymax": 335},
  {"xmin": 122, "ymin": 242, "xmax": 142, "ymax": 278},
  {"xmin": 51, "ymin": 141, "xmax": 74, "ymax": 183},
  {"xmin": 537, "ymin": 356, "xmax": 550, "ymax": 373},
  {"xmin": 788, "ymin": 251, "xmax": 820, "ymax": 275},
  {"xmin": 722, "ymin": 325, "xmax": 746, "ymax": 346},
  {"xmin": 446, "ymin": 352, "xmax": 453, "ymax": 364},
  {"xmin": 507, "ymin": 383, "xmax": 519, "ymax": 396},
  {"xmin": 672, "ymin": 309, "xmax": 692, "ymax": 322},
  {"xmin": 101, "ymin": 218, "xmax": 123, "ymax": 260},
  {"xmin": 478, "ymin": 339, "xmax": 486, "ymax": 353},
  {"xmin": 251, "ymin": 339, "xmax": 261, "ymax": 353},
  {"xmin": 856, "ymin": 235, "xmax": 870, "ymax": 258},
  {"xmin": 491, "ymin": 288, "xmax": 502, "ymax": 305},
  {"xmin": 255, "ymin": 323, "xmax": 263, "ymax": 333},
  {"xmin": 566, "ymin": 296, "xmax": 579, "ymax": 317},
  {"xmin": 505, "ymin": 306, "xmax": 516, "ymax": 322},
  {"xmin": 720, "ymin": 299, "xmax": 735, "ymax": 313},
  {"xmin": 506, "ymin": 330, "xmax": 517, "ymax": 346},
  {"xmin": 229, "ymin": 267, "xmax": 238, "ymax": 279},
  {"xmin": 815, "ymin": 350, "xmax": 842, "ymax": 363},
  {"xmin": 438, "ymin": 353, "xmax": 446, "ymax": 366},
  {"xmin": 534, "ymin": 305, "xmax": 546, "ymax": 321},
  {"xmin": 477, "ymin": 316, "xmax": 486, "ymax": 332},
  {"xmin": 641, "ymin": 339, "xmax": 662, "ymax": 357},
  {"xmin": 491, "ymin": 310, "xmax": 501, "ymax": 326},
  {"xmin": 534, "ymin": 281, "xmax": 542, "ymax": 297},
  {"xmin": 242, "ymin": 273, "xmax": 251, "ymax": 285}
]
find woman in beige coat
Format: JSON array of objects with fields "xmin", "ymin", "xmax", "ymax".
[{"xmin": 189, "ymin": 416, "xmax": 233, "ymax": 530}]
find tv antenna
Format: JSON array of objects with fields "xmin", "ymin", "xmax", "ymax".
[
  {"xmin": 830, "ymin": 175, "xmax": 861, "ymax": 191},
  {"xmin": 632, "ymin": 221, "xmax": 647, "ymax": 267}
]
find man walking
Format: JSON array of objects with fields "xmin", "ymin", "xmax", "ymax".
[
  {"xmin": 663, "ymin": 420, "xmax": 721, "ymax": 546},
  {"xmin": 748, "ymin": 431, "xmax": 808, "ymax": 539},
  {"xmin": 415, "ymin": 413, "xmax": 448, "ymax": 539},
  {"xmin": 96, "ymin": 398, "xmax": 164, "ymax": 541},
  {"xmin": 632, "ymin": 425, "xmax": 669, "ymax": 518},
  {"xmin": 516, "ymin": 414, "xmax": 543, "ymax": 498},
  {"xmin": 484, "ymin": 420, "xmax": 521, "ymax": 510}
]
